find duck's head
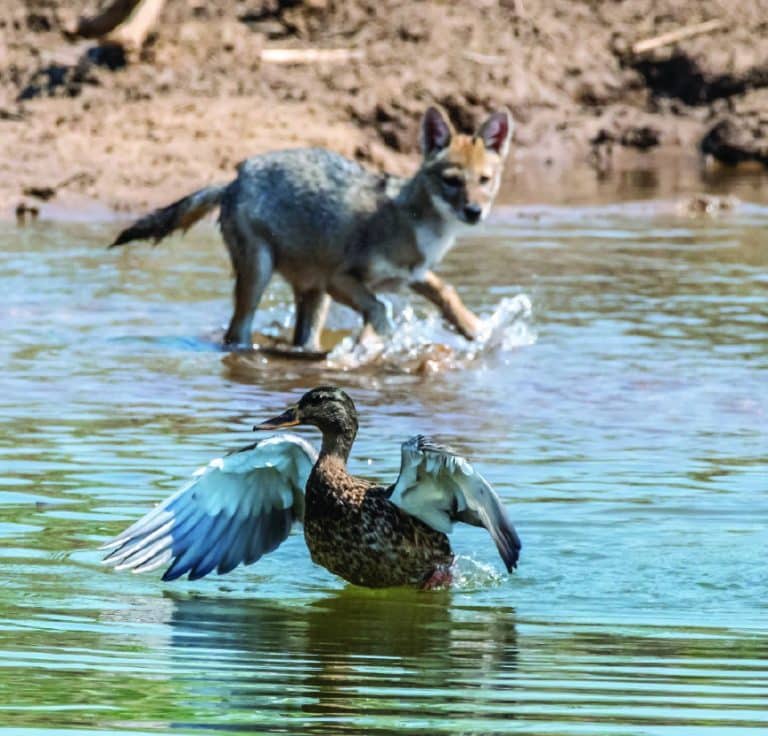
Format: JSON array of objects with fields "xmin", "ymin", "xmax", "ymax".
[{"xmin": 255, "ymin": 386, "xmax": 358, "ymax": 440}]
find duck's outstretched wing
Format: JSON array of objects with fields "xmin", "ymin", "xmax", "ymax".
[
  {"xmin": 389, "ymin": 435, "xmax": 521, "ymax": 571},
  {"xmin": 101, "ymin": 434, "xmax": 317, "ymax": 581}
]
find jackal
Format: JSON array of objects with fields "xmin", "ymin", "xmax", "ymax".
[{"xmin": 110, "ymin": 106, "xmax": 513, "ymax": 350}]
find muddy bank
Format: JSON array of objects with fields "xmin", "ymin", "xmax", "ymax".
[{"xmin": 3, "ymin": 1, "xmax": 768, "ymax": 217}]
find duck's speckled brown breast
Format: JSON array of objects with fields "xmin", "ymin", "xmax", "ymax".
[{"xmin": 304, "ymin": 456, "xmax": 453, "ymax": 588}]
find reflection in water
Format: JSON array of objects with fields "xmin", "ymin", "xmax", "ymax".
[
  {"xmin": 167, "ymin": 592, "xmax": 518, "ymax": 734},
  {"xmin": 1, "ymin": 198, "xmax": 767, "ymax": 735}
]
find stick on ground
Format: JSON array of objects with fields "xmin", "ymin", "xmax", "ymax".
[{"xmin": 632, "ymin": 19, "xmax": 724, "ymax": 55}]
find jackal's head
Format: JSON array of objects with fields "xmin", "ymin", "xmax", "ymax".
[{"xmin": 418, "ymin": 106, "xmax": 513, "ymax": 225}]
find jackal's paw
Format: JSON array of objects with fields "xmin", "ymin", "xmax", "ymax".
[
  {"xmin": 356, "ymin": 323, "xmax": 385, "ymax": 349},
  {"xmin": 222, "ymin": 330, "xmax": 255, "ymax": 351},
  {"xmin": 367, "ymin": 301, "xmax": 395, "ymax": 337},
  {"xmin": 457, "ymin": 313, "xmax": 482, "ymax": 341}
]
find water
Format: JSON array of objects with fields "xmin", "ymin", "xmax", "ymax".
[{"xmin": 1, "ymin": 191, "xmax": 766, "ymax": 734}]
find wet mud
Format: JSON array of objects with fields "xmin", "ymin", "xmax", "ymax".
[{"xmin": 3, "ymin": 1, "xmax": 768, "ymax": 217}]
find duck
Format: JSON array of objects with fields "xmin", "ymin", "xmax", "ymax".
[{"xmin": 102, "ymin": 386, "xmax": 521, "ymax": 589}]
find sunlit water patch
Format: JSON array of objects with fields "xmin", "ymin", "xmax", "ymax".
[{"xmin": 1, "ymin": 201, "xmax": 767, "ymax": 735}]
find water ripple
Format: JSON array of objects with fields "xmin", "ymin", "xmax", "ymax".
[{"xmin": 1, "ymin": 206, "xmax": 766, "ymax": 734}]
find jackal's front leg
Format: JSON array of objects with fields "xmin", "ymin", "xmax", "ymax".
[
  {"xmin": 329, "ymin": 273, "xmax": 393, "ymax": 339},
  {"xmin": 410, "ymin": 271, "xmax": 481, "ymax": 340}
]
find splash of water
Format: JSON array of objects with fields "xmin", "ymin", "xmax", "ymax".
[
  {"xmin": 326, "ymin": 294, "xmax": 536, "ymax": 373},
  {"xmin": 450, "ymin": 556, "xmax": 505, "ymax": 591}
]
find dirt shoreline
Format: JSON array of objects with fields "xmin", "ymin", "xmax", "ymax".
[{"xmin": 3, "ymin": 1, "xmax": 768, "ymax": 219}]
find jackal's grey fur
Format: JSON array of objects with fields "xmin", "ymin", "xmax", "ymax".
[
  {"xmin": 111, "ymin": 185, "xmax": 227, "ymax": 246},
  {"xmin": 110, "ymin": 107, "xmax": 513, "ymax": 350}
]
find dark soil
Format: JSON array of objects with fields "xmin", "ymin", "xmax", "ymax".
[{"xmin": 3, "ymin": 0, "xmax": 768, "ymax": 215}]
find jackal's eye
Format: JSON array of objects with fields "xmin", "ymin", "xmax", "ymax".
[
  {"xmin": 441, "ymin": 174, "xmax": 463, "ymax": 188},
  {"xmin": 479, "ymin": 175, "xmax": 492, "ymax": 185}
]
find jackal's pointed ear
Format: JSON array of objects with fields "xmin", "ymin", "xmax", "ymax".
[
  {"xmin": 477, "ymin": 109, "xmax": 514, "ymax": 158},
  {"xmin": 420, "ymin": 107, "xmax": 453, "ymax": 157}
]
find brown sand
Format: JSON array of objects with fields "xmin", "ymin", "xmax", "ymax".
[{"xmin": 3, "ymin": 1, "xmax": 768, "ymax": 218}]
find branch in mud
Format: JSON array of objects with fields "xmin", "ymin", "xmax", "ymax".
[
  {"xmin": 260, "ymin": 48, "xmax": 364, "ymax": 64},
  {"xmin": 72, "ymin": 0, "xmax": 166, "ymax": 50},
  {"xmin": 632, "ymin": 19, "xmax": 724, "ymax": 55},
  {"xmin": 74, "ymin": 0, "xmax": 141, "ymax": 38}
]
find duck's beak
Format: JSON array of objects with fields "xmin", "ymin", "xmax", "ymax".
[{"xmin": 254, "ymin": 404, "xmax": 300, "ymax": 431}]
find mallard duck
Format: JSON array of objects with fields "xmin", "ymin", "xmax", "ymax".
[{"xmin": 102, "ymin": 387, "xmax": 521, "ymax": 588}]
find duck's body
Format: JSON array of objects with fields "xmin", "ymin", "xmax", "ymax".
[
  {"xmin": 305, "ymin": 454, "xmax": 452, "ymax": 587},
  {"xmin": 102, "ymin": 387, "xmax": 520, "ymax": 589}
]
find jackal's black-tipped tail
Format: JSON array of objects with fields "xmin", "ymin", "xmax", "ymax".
[{"xmin": 109, "ymin": 183, "xmax": 228, "ymax": 248}]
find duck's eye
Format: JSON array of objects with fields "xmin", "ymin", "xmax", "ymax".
[
  {"xmin": 479, "ymin": 175, "xmax": 491, "ymax": 185},
  {"xmin": 442, "ymin": 174, "xmax": 463, "ymax": 188}
]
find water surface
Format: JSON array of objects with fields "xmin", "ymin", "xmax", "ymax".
[{"xmin": 1, "ymin": 192, "xmax": 766, "ymax": 734}]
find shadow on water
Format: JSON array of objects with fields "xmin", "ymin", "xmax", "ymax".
[{"xmin": 165, "ymin": 590, "xmax": 518, "ymax": 734}]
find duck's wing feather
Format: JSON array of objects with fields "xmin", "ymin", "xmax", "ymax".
[
  {"xmin": 389, "ymin": 435, "xmax": 521, "ymax": 571},
  {"xmin": 101, "ymin": 434, "xmax": 317, "ymax": 581}
]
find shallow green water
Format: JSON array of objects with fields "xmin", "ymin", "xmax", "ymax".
[{"xmin": 1, "ymin": 196, "xmax": 766, "ymax": 735}]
